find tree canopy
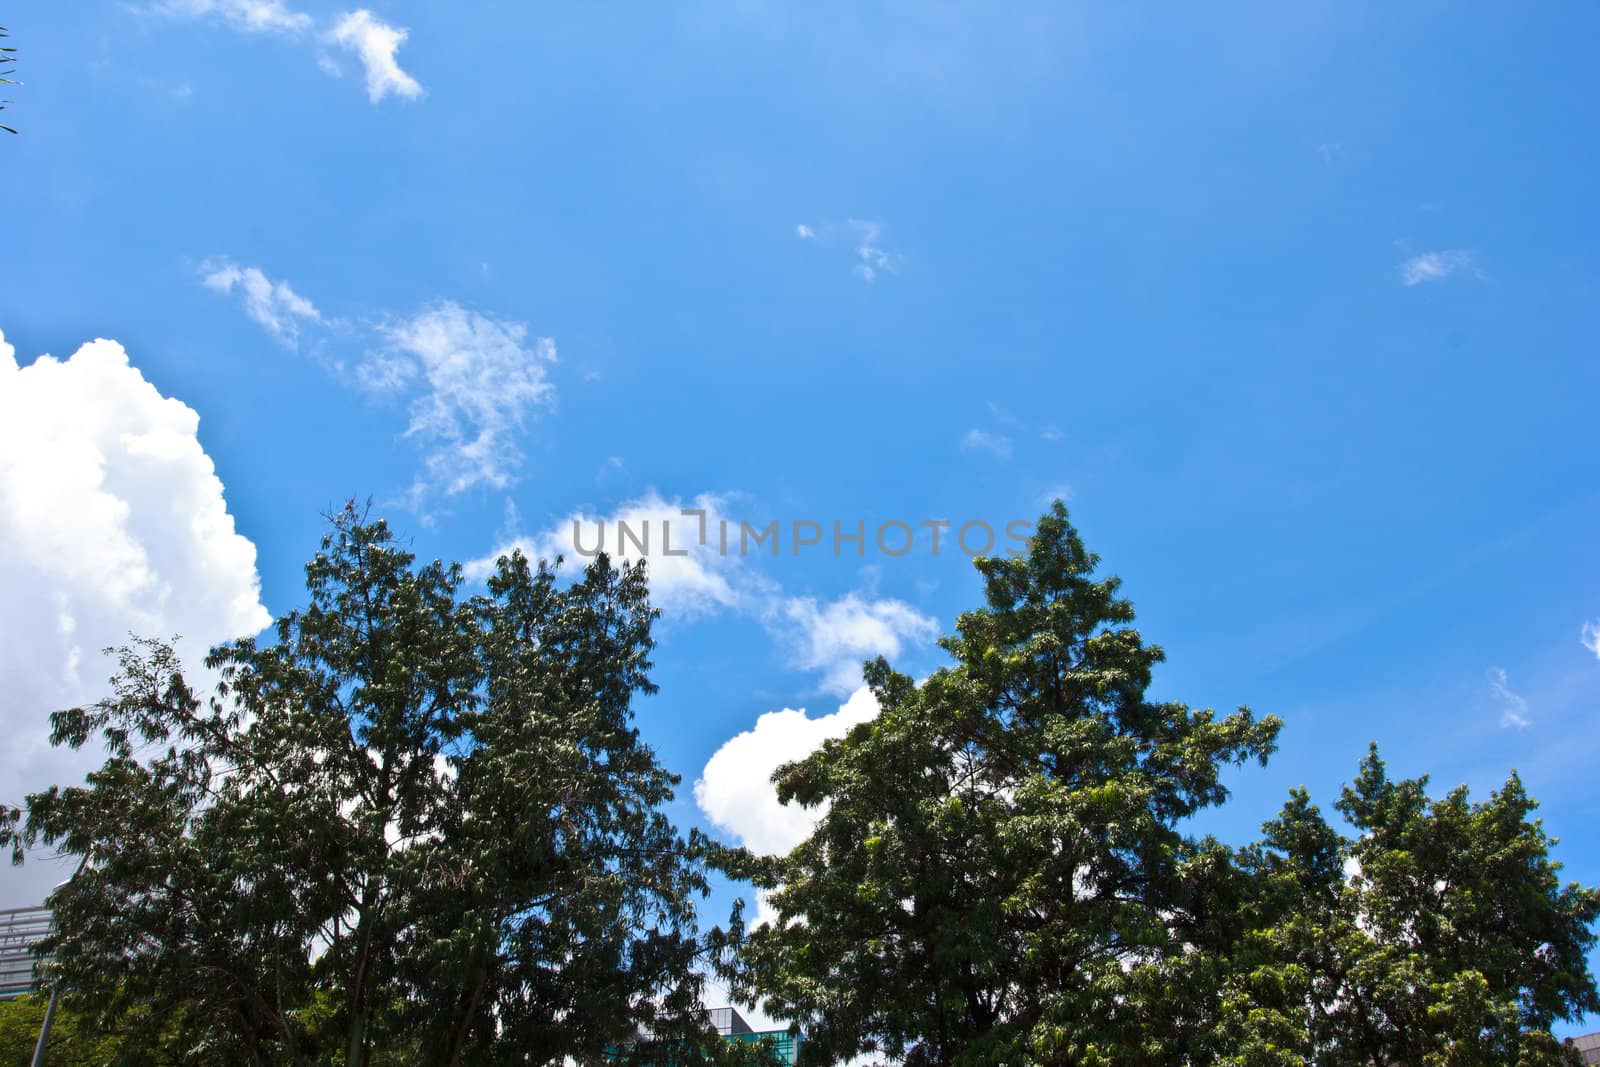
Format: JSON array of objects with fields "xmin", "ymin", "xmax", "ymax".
[
  {"xmin": 4, "ymin": 502, "xmax": 1595, "ymax": 1066},
  {"xmin": 717, "ymin": 502, "xmax": 1283, "ymax": 1064},
  {"xmin": 715, "ymin": 503, "xmax": 1599, "ymax": 1066},
  {"xmin": 1210, "ymin": 749, "xmax": 1600, "ymax": 1066},
  {"xmin": 1, "ymin": 505, "xmax": 765, "ymax": 1066}
]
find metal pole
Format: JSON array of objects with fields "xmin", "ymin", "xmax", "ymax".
[
  {"xmin": 30, "ymin": 856, "xmax": 87, "ymax": 1067},
  {"xmin": 30, "ymin": 985, "xmax": 61, "ymax": 1067}
]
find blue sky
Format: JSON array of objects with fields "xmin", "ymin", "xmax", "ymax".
[{"xmin": 3, "ymin": 0, "xmax": 1600, "ymax": 1034}]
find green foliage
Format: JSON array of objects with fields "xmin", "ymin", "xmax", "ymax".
[
  {"xmin": 711, "ymin": 502, "xmax": 1599, "ymax": 1066},
  {"xmin": 4, "ymin": 500, "xmax": 1594, "ymax": 1066},
  {"xmin": 715, "ymin": 503, "xmax": 1282, "ymax": 1065},
  {"xmin": 0, "ymin": 995, "xmax": 117, "ymax": 1067},
  {"xmin": 0, "ymin": 504, "xmax": 730, "ymax": 1066},
  {"xmin": 1211, "ymin": 747, "xmax": 1600, "ymax": 1067}
]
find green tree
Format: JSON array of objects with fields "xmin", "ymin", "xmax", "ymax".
[
  {"xmin": 1, "ymin": 505, "xmax": 740, "ymax": 1066},
  {"xmin": 0, "ymin": 994, "xmax": 117, "ymax": 1066},
  {"xmin": 1215, "ymin": 748, "xmax": 1600, "ymax": 1066},
  {"xmin": 716, "ymin": 503, "xmax": 1282, "ymax": 1065}
]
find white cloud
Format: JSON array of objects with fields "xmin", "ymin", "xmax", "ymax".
[
  {"xmin": 158, "ymin": 0, "xmax": 311, "ymax": 34},
  {"xmin": 1400, "ymin": 249, "xmax": 1479, "ymax": 286},
  {"xmin": 797, "ymin": 219, "xmax": 902, "ymax": 281},
  {"xmin": 1489, "ymin": 667, "xmax": 1531, "ymax": 729},
  {"xmin": 772, "ymin": 594, "xmax": 938, "ymax": 697},
  {"xmin": 470, "ymin": 492, "xmax": 941, "ymax": 693},
  {"xmin": 198, "ymin": 266, "xmax": 556, "ymax": 507},
  {"xmin": 327, "ymin": 10, "xmax": 423, "ymax": 103},
  {"xmin": 467, "ymin": 492, "xmax": 752, "ymax": 619},
  {"xmin": 848, "ymin": 219, "xmax": 899, "ymax": 282},
  {"xmin": 695, "ymin": 686, "xmax": 880, "ymax": 855},
  {"xmin": 150, "ymin": 1, "xmax": 422, "ymax": 105},
  {"xmin": 201, "ymin": 259, "xmax": 322, "ymax": 347},
  {"xmin": 1583, "ymin": 621, "xmax": 1600, "ymax": 661},
  {"xmin": 961, "ymin": 428, "xmax": 1012, "ymax": 459},
  {"xmin": 0, "ymin": 329, "xmax": 270, "ymax": 904},
  {"xmin": 373, "ymin": 303, "xmax": 557, "ymax": 501}
]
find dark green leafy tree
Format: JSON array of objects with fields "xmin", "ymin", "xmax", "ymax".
[
  {"xmin": 1213, "ymin": 747, "xmax": 1600, "ymax": 1066},
  {"xmin": 716, "ymin": 503, "xmax": 1282, "ymax": 1065},
  {"xmin": 1, "ymin": 505, "xmax": 753, "ymax": 1066}
]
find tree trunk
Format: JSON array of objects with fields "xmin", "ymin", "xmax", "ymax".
[
  {"xmin": 345, "ymin": 885, "xmax": 381, "ymax": 1067},
  {"xmin": 447, "ymin": 964, "xmax": 490, "ymax": 1067}
]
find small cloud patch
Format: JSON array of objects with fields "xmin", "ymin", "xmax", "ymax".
[{"xmin": 1400, "ymin": 249, "xmax": 1480, "ymax": 286}]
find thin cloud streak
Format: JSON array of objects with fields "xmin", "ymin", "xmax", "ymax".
[
  {"xmin": 1401, "ymin": 249, "xmax": 1480, "ymax": 286},
  {"xmin": 961, "ymin": 428, "xmax": 1013, "ymax": 459},
  {"xmin": 200, "ymin": 259, "xmax": 323, "ymax": 347},
  {"xmin": 156, "ymin": 0, "xmax": 310, "ymax": 33},
  {"xmin": 1489, "ymin": 667, "xmax": 1531, "ymax": 729}
]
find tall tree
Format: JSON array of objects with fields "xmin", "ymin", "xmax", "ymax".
[
  {"xmin": 1215, "ymin": 748, "xmax": 1600, "ymax": 1066},
  {"xmin": 2, "ymin": 505, "xmax": 739, "ymax": 1065},
  {"xmin": 717, "ymin": 503, "xmax": 1282, "ymax": 1065}
]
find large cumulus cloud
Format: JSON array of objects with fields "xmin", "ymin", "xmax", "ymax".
[
  {"xmin": 695, "ymin": 686, "xmax": 881, "ymax": 857},
  {"xmin": 0, "ymin": 329, "xmax": 269, "ymax": 903}
]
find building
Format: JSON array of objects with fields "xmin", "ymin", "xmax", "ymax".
[
  {"xmin": 0, "ymin": 905, "xmax": 50, "ymax": 1001},
  {"xmin": 705, "ymin": 1007, "xmax": 799, "ymax": 1064},
  {"xmin": 609, "ymin": 1006, "xmax": 800, "ymax": 1065},
  {"xmin": 1569, "ymin": 1031, "xmax": 1600, "ymax": 1066}
]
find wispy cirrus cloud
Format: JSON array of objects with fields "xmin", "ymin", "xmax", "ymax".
[
  {"xmin": 157, "ymin": 0, "xmax": 311, "ymax": 33},
  {"xmin": 969, "ymin": 401, "xmax": 1060, "ymax": 456},
  {"xmin": 795, "ymin": 218, "xmax": 903, "ymax": 282},
  {"xmin": 848, "ymin": 219, "xmax": 899, "ymax": 282},
  {"xmin": 201, "ymin": 258, "xmax": 323, "ymax": 347},
  {"xmin": 961, "ymin": 428, "xmax": 1013, "ymax": 459},
  {"xmin": 1582, "ymin": 621, "xmax": 1600, "ymax": 660},
  {"xmin": 1400, "ymin": 249, "xmax": 1481, "ymax": 286},
  {"xmin": 378, "ymin": 304, "xmax": 555, "ymax": 500},
  {"xmin": 200, "ymin": 263, "xmax": 553, "ymax": 505},
  {"xmin": 1489, "ymin": 667, "xmax": 1531, "ymax": 729}
]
